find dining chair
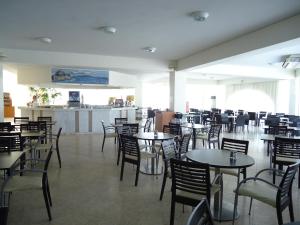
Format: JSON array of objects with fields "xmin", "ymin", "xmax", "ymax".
[
  {"xmin": 119, "ymin": 134, "xmax": 141, "ymax": 186},
  {"xmin": 0, "ymin": 122, "xmax": 13, "ymax": 132},
  {"xmin": 123, "ymin": 123, "xmax": 139, "ymax": 134},
  {"xmin": 272, "ymin": 137, "xmax": 300, "ymax": 188},
  {"xmin": 35, "ymin": 127, "xmax": 62, "ymax": 168},
  {"xmin": 219, "ymin": 138, "xmax": 249, "ymax": 183},
  {"xmin": 101, "ymin": 120, "xmax": 118, "ymax": 152},
  {"xmin": 169, "ymin": 158, "xmax": 222, "ymax": 225},
  {"xmin": 195, "ymin": 124, "xmax": 222, "ymax": 149},
  {"xmin": 177, "ymin": 132, "xmax": 192, "ymax": 159},
  {"xmin": 233, "ymin": 115, "xmax": 246, "ymax": 133},
  {"xmin": 1, "ymin": 147, "xmax": 54, "ymax": 221},
  {"xmin": 159, "ymin": 139, "xmax": 178, "ymax": 201},
  {"xmin": 115, "ymin": 117, "xmax": 128, "ymax": 125},
  {"xmin": 0, "ymin": 134, "xmax": 23, "ymax": 153},
  {"xmin": 269, "ymin": 125, "xmax": 288, "ymax": 136},
  {"xmin": 185, "ymin": 198, "xmax": 214, "ymax": 225},
  {"xmin": 233, "ymin": 162, "xmax": 300, "ymax": 225},
  {"xmin": 143, "ymin": 118, "xmax": 152, "ymax": 132}
]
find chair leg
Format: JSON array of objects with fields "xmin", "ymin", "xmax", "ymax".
[
  {"xmin": 42, "ymin": 186, "xmax": 52, "ymax": 221},
  {"xmin": 232, "ymin": 191, "xmax": 238, "ymax": 225},
  {"xmin": 276, "ymin": 207, "xmax": 283, "ymax": 225},
  {"xmin": 135, "ymin": 163, "xmax": 140, "ymax": 186},
  {"xmin": 46, "ymin": 180, "xmax": 52, "ymax": 206},
  {"xmin": 101, "ymin": 136, "xmax": 106, "ymax": 152},
  {"xmin": 248, "ymin": 198, "xmax": 253, "ymax": 215},
  {"xmin": 159, "ymin": 172, "xmax": 167, "ymax": 200},
  {"xmin": 289, "ymin": 201, "xmax": 294, "ymax": 222},
  {"xmin": 170, "ymin": 198, "xmax": 176, "ymax": 225},
  {"xmin": 120, "ymin": 158, "xmax": 125, "ymax": 181},
  {"xmin": 56, "ymin": 146, "xmax": 62, "ymax": 168},
  {"xmin": 298, "ymin": 167, "xmax": 300, "ymax": 188},
  {"xmin": 273, "ymin": 165, "xmax": 276, "ymax": 184}
]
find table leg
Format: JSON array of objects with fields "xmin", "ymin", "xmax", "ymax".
[
  {"xmin": 192, "ymin": 128, "xmax": 196, "ymax": 149},
  {"xmin": 213, "ymin": 168, "xmax": 239, "ymax": 221},
  {"xmin": 139, "ymin": 140, "xmax": 162, "ymax": 175}
]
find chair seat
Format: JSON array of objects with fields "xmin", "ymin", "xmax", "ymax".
[
  {"xmin": 195, "ymin": 133, "xmax": 208, "ymax": 140},
  {"xmin": 125, "ymin": 154, "xmax": 139, "ymax": 160},
  {"xmin": 3, "ymin": 176, "xmax": 42, "ymax": 192},
  {"xmin": 275, "ymin": 157, "xmax": 300, "ymax": 164},
  {"xmin": 105, "ymin": 133, "xmax": 118, "ymax": 138},
  {"xmin": 220, "ymin": 168, "xmax": 239, "ymax": 176},
  {"xmin": 236, "ymin": 180, "xmax": 277, "ymax": 207},
  {"xmin": 177, "ymin": 183, "xmax": 221, "ymax": 200},
  {"xmin": 35, "ymin": 143, "xmax": 53, "ymax": 151}
]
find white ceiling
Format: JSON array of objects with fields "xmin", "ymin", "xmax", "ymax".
[{"xmin": 1, "ymin": 0, "xmax": 300, "ymax": 62}]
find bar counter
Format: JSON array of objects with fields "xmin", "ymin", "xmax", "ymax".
[{"xmin": 19, "ymin": 106, "xmax": 136, "ymax": 134}]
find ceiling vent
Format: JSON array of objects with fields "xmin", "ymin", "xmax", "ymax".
[{"xmin": 282, "ymin": 54, "xmax": 300, "ymax": 69}]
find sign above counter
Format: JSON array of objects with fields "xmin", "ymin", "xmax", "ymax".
[{"xmin": 51, "ymin": 67, "xmax": 109, "ymax": 85}]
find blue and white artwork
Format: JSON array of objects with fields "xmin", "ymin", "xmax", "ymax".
[{"xmin": 51, "ymin": 68, "xmax": 109, "ymax": 85}]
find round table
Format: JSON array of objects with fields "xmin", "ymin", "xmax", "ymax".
[
  {"xmin": 135, "ymin": 132, "xmax": 174, "ymax": 175},
  {"xmin": 186, "ymin": 149, "xmax": 255, "ymax": 221}
]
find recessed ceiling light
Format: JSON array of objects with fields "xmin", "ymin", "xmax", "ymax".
[
  {"xmin": 143, "ymin": 47, "xmax": 156, "ymax": 53},
  {"xmin": 99, "ymin": 26, "xmax": 117, "ymax": 34},
  {"xmin": 39, "ymin": 37, "xmax": 52, "ymax": 44},
  {"xmin": 190, "ymin": 11, "xmax": 209, "ymax": 21}
]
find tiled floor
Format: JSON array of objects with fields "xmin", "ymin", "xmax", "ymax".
[{"xmin": 5, "ymin": 126, "xmax": 300, "ymax": 225}]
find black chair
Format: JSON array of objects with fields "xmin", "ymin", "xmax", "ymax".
[
  {"xmin": 220, "ymin": 138, "xmax": 249, "ymax": 182},
  {"xmin": 119, "ymin": 134, "xmax": 141, "ymax": 186},
  {"xmin": 272, "ymin": 137, "xmax": 300, "ymax": 188},
  {"xmin": 1, "ymin": 147, "xmax": 54, "ymax": 221},
  {"xmin": 247, "ymin": 112, "xmax": 257, "ymax": 126},
  {"xmin": 35, "ymin": 127, "xmax": 63, "ymax": 168},
  {"xmin": 233, "ymin": 162, "xmax": 300, "ymax": 225},
  {"xmin": 169, "ymin": 158, "xmax": 222, "ymax": 225},
  {"xmin": 186, "ymin": 198, "xmax": 214, "ymax": 225},
  {"xmin": 234, "ymin": 115, "xmax": 246, "ymax": 132},
  {"xmin": 0, "ymin": 134, "xmax": 22, "ymax": 153},
  {"xmin": 168, "ymin": 122, "xmax": 182, "ymax": 136},
  {"xmin": 195, "ymin": 124, "xmax": 222, "ymax": 149},
  {"xmin": 123, "ymin": 123, "xmax": 139, "ymax": 134},
  {"xmin": 160, "ymin": 139, "xmax": 178, "ymax": 201},
  {"xmin": 0, "ymin": 122, "xmax": 13, "ymax": 132},
  {"xmin": 115, "ymin": 118, "xmax": 128, "ymax": 125},
  {"xmin": 37, "ymin": 117, "xmax": 52, "ymax": 123},
  {"xmin": 268, "ymin": 125, "xmax": 288, "ymax": 135},
  {"xmin": 143, "ymin": 118, "xmax": 152, "ymax": 132},
  {"xmin": 101, "ymin": 120, "xmax": 117, "ymax": 152},
  {"xmin": 220, "ymin": 113, "xmax": 229, "ymax": 131},
  {"xmin": 178, "ymin": 132, "xmax": 192, "ymax": 159}
]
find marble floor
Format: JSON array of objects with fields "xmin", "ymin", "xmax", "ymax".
[{"xmin": 4, "ymin": 126, "xmax": 300, "ymax": 225}]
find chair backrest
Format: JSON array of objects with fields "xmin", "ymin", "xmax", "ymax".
[
  {"xmin": 221, "ymin": 138, "xmax": 249, "ymax": 155},
  {"xmin": 14, "ymin": 117, "xmax": 29, "ymax": 124},
  {"xmin": 178, "ymin": 132, "xmax": 192, "ymax": 157},
  {"xmin": 0, "ymin": 122, "xmax": 13, "ymax": 132},
  {"xmin": 101, "ymin": 120, "xmax": 108, "ymax": 135},
  {"xmin": 277, "ymin": 162, "xmax": 300, "ymax": 208},
  {"xmin": 170, "ymin": 158, "xmax": 211, "ymax": 204},
  {"xmin": 235, "ymin": 115, "xmax": 246, "ymax": 126},
  {"xmin": 221, "ymin": 113, "xmax": 229, "ymax": 123},
  {"xmin": 123, "ymin": 123, "xmax": 139, "ymax": 134},
  {"xmin": 143, "ymin": 118, "xmax": 152, "ymax": 132},
  {"xmin": 248, "ymin": 112, "xmax": 257, "ymax": 120},
  {"xmin": 55, "ymin": 127, "xmax": 62, "ymax": 149},
  {"xmin": 115, "ymin": 118, "xmax": 128, "ymax": 125},
  {"xmin": 161, "ymin": 139, "xmax": 177, "ymax": 169},
  {"xmin": 28, "ymin": 121, "xmax": 40, "ymax": 131},
  {"xmin": 168, "ymin": 122, "xmax": 182, "ymax": 136},
  {"xmin": 259, "ymin": 111, "xmax": 267, "ymax": 119},
  {"xmin": 0, "ymin": 132, "xmax": 22, "ymax": 152},
  {"xmin": 120, "ymin": 134, "xmax": 140, "ymax": 160},
  {"xmin": 268, "ymin": 125, "xmax": 287, "ymax": 135},
  {"xmin": 208, "ymin": 124, "xmax": 222, "ymax": 139},
  {"xmin": 273, "ymin": 137, "xmax": 300, "ymax": 162},
  {"xmin": 186, "ymin": 198, "xmax": 214, "ymax": 225},
  {"xmin": 266, "ymin": 115, "xmax": 280, "ymax": 126},
  {"xmin": 37, "ymin": 117, "xmax": 52, "ymax": 123}
]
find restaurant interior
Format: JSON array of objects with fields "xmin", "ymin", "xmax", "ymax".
[{"xmin": 1, "ymin": 1, "xmax": 300, "ymax": 225}]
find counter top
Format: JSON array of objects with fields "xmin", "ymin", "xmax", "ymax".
[{"xmin": 19, "ymin": 106, "xmax": 137, "ymax": 111}]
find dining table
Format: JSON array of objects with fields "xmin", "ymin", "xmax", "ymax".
[
  {"xmin": 186, "ymin": 149, "xmax": 255, "ymax": 221},
  {"xmin": 0, "ymin": 151, "xmax": 25, "ymax": 176},
  {"xmin": 134, "ymin": 131, "xmax": 174, "ymax": 175},
  {"xmin": 181, "ymin": 123, "xmax": 208, "ymax": 149}
]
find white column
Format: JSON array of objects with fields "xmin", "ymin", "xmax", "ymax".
[
  {"xmin": 134, "ymin": 80, "xmax": 143, "ymax": 107},
  {"xmin": 0, "ymin": 64, "xmax": 3, "ymax": 121},
  {"xmin": 169, "ymin": 70, "xmax": 186, "ymax": 113},
  {"xmin": 289, "ymin": 79, "xmax": 296, "ymax": 115},
  {"xmin": 294, "ymin": 69, "xmax": 300, "ymax": 115}
]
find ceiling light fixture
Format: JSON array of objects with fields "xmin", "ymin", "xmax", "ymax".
[
  {"xmin": 282, "ymin": 54, "xmax": 300, "ymax": 69},
  {"xmin": 143, "ymin": 47, "xmax": 156, "ymax": 53},
  {"xmin": 190, "ymin": 11, "xmax": 209, "ymax": 21},
  {"xmin": 99, "ymin": 26, "xmax": 117, "ymax": 34},
  {"xmin": 39, "ymin": 37, "xmax": 52, "ymax": 44}
]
